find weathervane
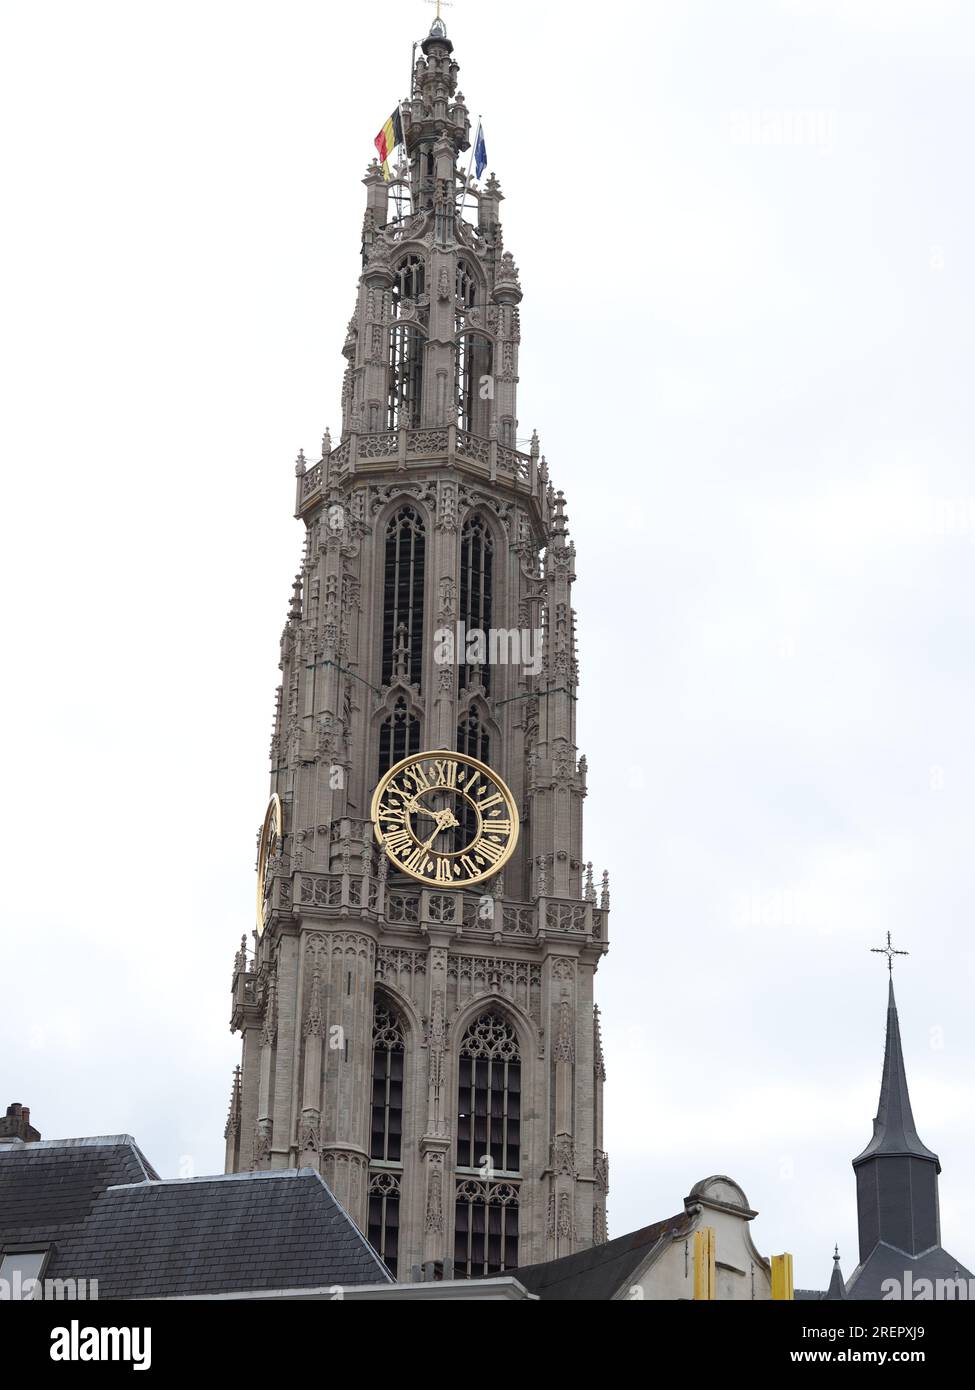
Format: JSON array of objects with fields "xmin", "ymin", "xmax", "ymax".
[{"xmin": 870, "ymin": 930, "xmax": 909, "ymax": 975}]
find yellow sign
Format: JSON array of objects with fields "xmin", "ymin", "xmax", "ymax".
[
  {"xmin": 771, "ymin": 1253, "xmax": 794, "ymax": 1301},
  {"xmin": 693, "ymin": 1227, "xmax": 716, "ymax": 1300}
]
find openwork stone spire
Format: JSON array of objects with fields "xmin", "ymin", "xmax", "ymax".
[{"xmin": 227, "ymin": 18, "xmax": 610, "ymax": 1280}]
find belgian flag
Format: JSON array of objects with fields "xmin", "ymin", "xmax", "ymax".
[{"xmin": 374, "ymin": 106, "xmax": 405, "ymax": 180}]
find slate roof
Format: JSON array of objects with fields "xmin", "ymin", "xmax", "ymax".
[
  {"xmin": 0, "ymin": 1136, "xmax": 158, "ymax": 1256},
  {"xmin": 0, "ymin": 1137, "xmax": 392, "ymax": 1297},
  {"xmin": 510, "ymin": 1210, "xmax": 693, "ymax": 1300},
  {"xmin": 853, "ymin": 979, "xmax": 940, "ymax": 1168},
  {"xmin": 845, "ymin": 1241, "xmax": 973, "ymax": 1301}
]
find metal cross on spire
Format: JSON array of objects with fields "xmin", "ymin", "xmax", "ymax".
[
  {"xmin": 870, "ymin": 930, "xmax": 909, "ymax": 975},
  {"xmin": 425, "ymin": 0, "xmax": 453, "ymax": 22}
]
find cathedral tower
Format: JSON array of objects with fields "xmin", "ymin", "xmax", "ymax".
[{"xmin": 225, "ymin": 17, "xmax": 610, "ymax": 1280}]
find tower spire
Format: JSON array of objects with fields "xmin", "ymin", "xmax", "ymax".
[
  {"xmin": 228, "ymin": 15, "xmax": 609, "ymax": 1280},
  {"xmin": 852, "ymin": 974, "xmax": 941, "ymax": 1263},
  {"xmin": 853, "ymin": 977, "xmax": 939, "ymax": 1167},
  {"xmin": 824, "ymin": 1244, "xmax": 846, "ymax": 1300}
]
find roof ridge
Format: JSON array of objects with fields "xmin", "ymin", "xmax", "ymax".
[
  {"xmin": 106, "ymin": 1166, "xmax": 321, "ymax": 1191},
  {"xmin": 305, "ymin": 1168, "xmax": 395, "ymax": 1281}
]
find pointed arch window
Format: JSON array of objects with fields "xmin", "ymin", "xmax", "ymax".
[
  {"xmin": 456, "ymin": 259, "xmax": 477, "ymax": 315},
  {"xmin": 459, "ymin": 514, "xmax": 493, "ymax": 694},
  {"xmin": 456, "ymin": 1011, "xmax": 521, "ymax": 1174},
  {"xmin": 393, "ymin": 256, "xmax": 425, "ymax": 307},
  {"xmin": 456, "ymin": 332, "xmax": 493, "ymax": 436},
  {"xmin": 370, "ymin": 1003, "xmax": 405, "ymax": 1163},
  {"xmin": 382, "ymin": 505, "xmax": 426, "ymax": 689},
  {"xmin": 387, "ymin": 256, "xmax": 426, "ymax": 429},
  {"xmin": 457, "ymin": 705, "xmax": 490, "ymax": 764},
  {"xmin": 378, "ymin": 697, "xmax": 421, "ymax": 779},
  {"xmin": 368, "ymin": 1002, "xmax": 405, "ymax": 1278},
  {"xmin": 387, "ymin": 325, "xmax": 424, "ymax": 429},
  {"xmin": 454, "ymin": 1011, "xmax": 521, "ymax": 1278}
]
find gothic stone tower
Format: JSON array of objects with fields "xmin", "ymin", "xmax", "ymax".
[{"xmin": 225, "ymin": 18, "xmax": 610, "ymax": 1280}]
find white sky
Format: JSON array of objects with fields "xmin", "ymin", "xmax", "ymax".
[{"xmin": 2, "ymin": 0, "xmax": 974, "ymax": 1291}]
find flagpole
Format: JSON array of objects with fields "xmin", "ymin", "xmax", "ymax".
[
  {"xmin": 458, "ymin": 116, "xmax": 481, "ymax": 227},
  {"xmin": 391, "ymin": 102, "xmax": 406, "ymax": 225}
]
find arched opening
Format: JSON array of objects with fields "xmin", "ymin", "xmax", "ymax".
[
  {"xmin": 368, "ymin": 1000, "xmax": 406, "ymax": 1277},
  {"xmin": 454, "ymin": 1009, "xmax": 521, "ymax": 1278},
  {"xmin": 455, "ymin": 332, "xmax": 493, "ymax": 436},
  {"xmin": 459, "ymin": 513, "xmax": 493, "ymax": 694},
  {"xmin": 378, "ymin": 696, "xmax": 422, "ymax": 779},
  {"xmin": 387, "ymin": 256, "xmax": 426, "ymax": 429},
  {"xmin": 381, "ymin": 505, "xmax": 426, "ymax": 690}
]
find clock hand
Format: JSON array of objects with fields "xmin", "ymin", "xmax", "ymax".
[{"xmin": 420, "ymin": 808, "xmax": 460, "ymax": 850}]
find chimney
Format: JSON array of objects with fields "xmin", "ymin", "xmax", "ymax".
[{"xmin": 0, "ymin": 1103, "xmax": 41, "ymax": 1143}]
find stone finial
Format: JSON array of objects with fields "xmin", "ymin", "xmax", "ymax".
[
  {"xmin": 493, "ymin": 249, "xmax": 522, "ymax": 305},
  {"xmin": 322, "ymin": 428, "xmax": 332, "ymax": 457},
  {"xmin": 600, "ymin": 870, "xmax": 611, "ymax": 910},
  {"xmin": 393, "ymin": 622, "xmax": 410, "ymax": 679},
  {"xmin": 552, "ymin": 489, "xmax": 569, "ymax": 537},
  {"xmin": 585, "ymin": 862, "xmax": 595, "ymax": 902},
  {"xmin": 289, "ymin": 574, "xmax": 303, "ymax": 621},
  {"xmin": 530, "ymin": 429, "xmax": 540, "ymax": 460},
  {"xmin": 497, "ymin": 250, "xmax": 520, "ymax": 283},
  {"xmin": 295, "ymin": 448, "xmax": 307, "ymax": 477},
  {"xmin": 536, "ymin": 856, "xmax": 549, "ymax": 896}
]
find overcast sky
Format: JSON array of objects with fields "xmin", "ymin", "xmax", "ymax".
[{"xmin": 2, "ymin": 0, "xmax": 974, "ymax": 1291}]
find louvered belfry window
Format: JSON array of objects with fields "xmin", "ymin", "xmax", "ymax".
[
  {"xmin": 371, "ymin": 1004, "xmax": 405, "ymax": 1163},
  {"xmin": 378, "ymin": 697, "xmax": 421, "ymax": 778},
  {"xmin": 459, "ymin": 514, "xmax": 492, "ymax": 693},
  {"xmin": 368, "ymin": 1003, "xmax": 406, "ymax": 1278},
  {"xmin": 387, "ymin": 257, "xmax": 425, "ymax": 429},
  {"xmin": 454, "ymin": 1011, "xmax": 521, "ymax": 1277},
  {"xmin": 381, "ymin": 505, "xmax": 426, "ymax": 689}
]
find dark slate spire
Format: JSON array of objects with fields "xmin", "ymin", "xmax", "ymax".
[
  {"xmin": 824, "ymin": 1244, "xmax": 846, "ymax": 1300},
  {"xmin": 853, "ymin": 979, "xmax": 939, "ymax": 1168},
  {"xmin": 852, "ymin": 978, "xmax": 941, "ymax": 1262}
]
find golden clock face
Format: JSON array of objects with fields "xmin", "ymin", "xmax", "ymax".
[
  {"xmin": 371, "ymin": 750, "xmax": 519, "ymax": 887},
  {"xmin": 255, "ymin": 793, "xmax": 283, "ymax": 937}
]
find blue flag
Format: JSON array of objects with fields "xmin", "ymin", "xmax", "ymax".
[{"xmin": 474, "ymin": 124, "xmax": 487, "ymax": 179}]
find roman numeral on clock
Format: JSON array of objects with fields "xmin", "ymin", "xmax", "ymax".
[
  {"xmin": 473, "ymin": 838, "xmax": 507, "ymax": 866},
  {"xmin": 383, "ymin": 828, "xmax": 413, "ymax": 856},
  {"xmin": 401, "ymin": 845, "xmax": 431, "ymax": 876},
  {"xmin": 431, "ymin": 758, "xmax": 458, "ymax": 788}
]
